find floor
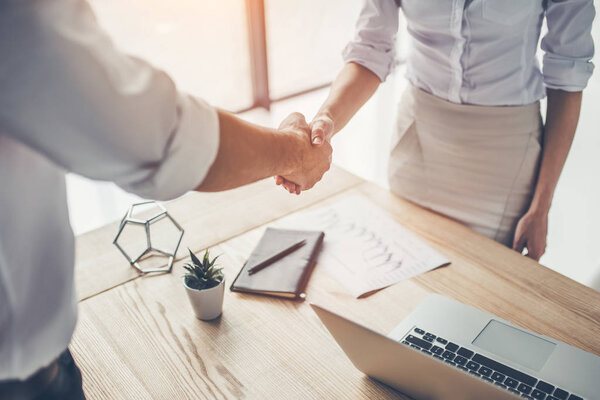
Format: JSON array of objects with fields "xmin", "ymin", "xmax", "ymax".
[{"xmin": 66, "ymin": 3, "xmax": 600, "ymax": 291}]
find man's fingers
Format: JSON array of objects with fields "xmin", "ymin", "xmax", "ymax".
[
  {"xmin": 281, "ymin": 180, "xmax": 296, "ymax": 193},
  {"xmin": 278, "ymin": 112, "xmax": 307, "ymax": 130},
  {"xmin": 275, "ymin": 176, "xmax": 283, "ymax": 185},
  {"xmin": 279, "ymin": 178, "xmax": 302, "ymax": 195}
]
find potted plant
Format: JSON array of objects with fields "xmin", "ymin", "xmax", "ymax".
[{"xmin": 183, "ymin": 248, "xmax": 225, "ymax": 321}]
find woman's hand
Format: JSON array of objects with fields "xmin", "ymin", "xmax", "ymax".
[{"xmin": 512, "ymin": 209, "xmax": 548, "ymax": 261}]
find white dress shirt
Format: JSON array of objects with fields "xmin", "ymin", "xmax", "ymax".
[
  {"xmin": 0, "ymin": 0, "xmax": 219, "ymax": 379},
  {"xmin": 343, "ymin": 0, "xmax": 595, "ymax": 106}
]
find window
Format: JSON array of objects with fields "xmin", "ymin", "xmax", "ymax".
[
  {"xmin": 88, "ymin": 0, "xmax": 363, "ymax": 112},
  {"xmin": 265, "ymin": 0, "xmax": 362, "ymax": 99},
  {"xmin": 89, "ymin": 0, "xmax": 253, "ymax": 110}
]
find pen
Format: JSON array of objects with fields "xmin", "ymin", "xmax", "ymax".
[{"xmin": 247, "ymin": 239, "xmax": 306, "ymax": 275}]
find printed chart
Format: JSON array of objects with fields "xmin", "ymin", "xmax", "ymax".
[{"xmin": 276, "ymin": 196, "xmax": 450, "ymax": 297}]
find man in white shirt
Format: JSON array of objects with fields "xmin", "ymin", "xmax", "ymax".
[{"xmin": 0, "ymin": 1, "xmax": 332, "ymax": 398}]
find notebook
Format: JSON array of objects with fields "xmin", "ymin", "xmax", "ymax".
[{"xmin": 230, "ymin": 228, "xmax": 324, "ymax": 300}]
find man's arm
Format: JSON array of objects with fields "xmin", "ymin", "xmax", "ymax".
[
  {"xmin": 198, "ymin": 111, "xmax": 331, "ymax": 192},
  {"xmin": 0, "ymin": 0, "xmax": 330, "ymax": 200},
  {"xmin": 512, "ymin": 89, "xmax": 582, "ymax": 260}
]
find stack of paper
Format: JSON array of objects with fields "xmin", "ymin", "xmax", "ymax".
[{"xmin": 275, "ymin": 196, "xmax": 450, "ymax": 298}]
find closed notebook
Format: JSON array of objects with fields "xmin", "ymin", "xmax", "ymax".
[{"xmin": 230, "ymin": 228, "xmax": 324, "ymax": 300}]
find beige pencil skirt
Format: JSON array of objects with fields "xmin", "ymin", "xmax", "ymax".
[{"xmin": 388, "ymin": 85, "xmax": 543, "ymax": 246}]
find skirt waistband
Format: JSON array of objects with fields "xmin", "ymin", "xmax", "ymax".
[{"xmin": 410, "ymin": 85, "xmax": 542, "ymax": 134}]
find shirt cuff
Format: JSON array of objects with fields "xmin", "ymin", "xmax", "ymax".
[
  {"xmin": 134, "ymin": 94, "xmax": 220, "ymax": 201},
  {"xmin": 543, "ymin": 55, "xmax": 595, "ymax": 92},
  {"xmin": 342, "ymin": 41, "xmax": 395, "ymax": 82}
]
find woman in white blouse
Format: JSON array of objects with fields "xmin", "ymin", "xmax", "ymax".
[{"xmin": 277, "ymin": 0, "xmax": 595, "ymax": 260}]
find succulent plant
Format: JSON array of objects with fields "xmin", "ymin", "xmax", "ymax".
[{"xmin": 183, "ymin": 248, "xmax": 223, "ymax": 290}]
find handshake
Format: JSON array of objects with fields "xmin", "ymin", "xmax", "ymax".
[{"xmin": 274, "ymin": 112, "xmax": 335, "ymax": 195}]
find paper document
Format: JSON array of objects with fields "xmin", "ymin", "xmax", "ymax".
[{"xmin": 275, "ymin": 196, "xmax": 450, "ymax": 298}]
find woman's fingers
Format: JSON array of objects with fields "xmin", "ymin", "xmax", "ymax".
[
  {"xmin": 525, "ymin": 238, "xmax": 545, "ymax": 261},
  {"xmin": 512, "ymin": 218, "xmax": 528, "ymax": 255},
  {"xmin": 512, "ymin": 235, "xmax": 526, "ymax": 255},
  {"xmin": 512, "ymin": 213, "xmax": 547, "ymax": 261}
]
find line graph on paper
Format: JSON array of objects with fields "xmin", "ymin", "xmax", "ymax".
[
  {"xmin": 275, "ymin": 196, "xmax": 450, "ymax": 298},
  {"xmin": 315, "ymin": 211, "xmax": 404, "ymax": 275}
]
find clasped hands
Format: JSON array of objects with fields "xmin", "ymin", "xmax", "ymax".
[{"xmin": 275, "ymin": 112, "xmax": 335, "ymax": 194}]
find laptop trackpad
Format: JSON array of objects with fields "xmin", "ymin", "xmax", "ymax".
[{"xmin": 472, "ymin": 320, "xmax": 556, "ymax": 371}]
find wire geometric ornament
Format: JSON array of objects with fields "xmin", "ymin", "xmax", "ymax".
[{"xmin": 113, "ymin": 201, "xmax": 184, "ymax": 274}]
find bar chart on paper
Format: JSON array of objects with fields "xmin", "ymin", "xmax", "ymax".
[{"xmin": 277, "ymin": 196, "xmax": 450, "ymax": 297}]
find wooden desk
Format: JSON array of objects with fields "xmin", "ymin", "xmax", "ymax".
[{"xmin": 70, "ymin": 167, "xmax": 600, "ymax": 399}]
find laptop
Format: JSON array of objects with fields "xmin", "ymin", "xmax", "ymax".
[{"xmin": 310, "ymin": 294, "xmax": 600, "ymax": 400}]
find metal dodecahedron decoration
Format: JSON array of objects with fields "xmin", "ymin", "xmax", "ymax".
[{"xmin": 113, "ymin": 201, "xmax": 184, "ymax": 273}]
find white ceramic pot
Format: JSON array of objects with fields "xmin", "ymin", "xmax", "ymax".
[{"xmin": 184, "ymin": 278, "xmax": 225, "ymax": 321}]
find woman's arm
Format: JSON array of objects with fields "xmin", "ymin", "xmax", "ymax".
[
  {"xmin": 515, "ymin": 0, "xmax": 594, "ymax": 259},
  {"xmin": 512, "ymin": 89, "xmax": 582, "ymax": 260},
  {"xmin": 276, "ymin": 63, "xmax": 380, "ymax": 193},
  {"xmin": 277, "ymin": 0, "xmax": 399, "ymax": 194},
  {"xmin": 309, "ymin": 62, "xmax": 381, "ymax": 144}
]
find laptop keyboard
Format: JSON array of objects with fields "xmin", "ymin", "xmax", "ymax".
[{"xmin": 401, "ymin": 327, "xmax": 585, "ymax": 400}]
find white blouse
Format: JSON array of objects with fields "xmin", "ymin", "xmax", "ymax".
[{"xmin": 343, "ymin": 0, "xmax": 595, "ymax": 106}]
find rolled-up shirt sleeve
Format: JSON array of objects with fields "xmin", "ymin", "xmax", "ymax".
[
  {"xmin": 342, "ymin": 0, "xmax": 399, "ymax": 82},
  {"xmin": 0, "ymin": 0, "xmax": 219, "ymax": 201},
  {"xmin": 541, "ymin": 0, "xmax": 595, "ymax": 92}
]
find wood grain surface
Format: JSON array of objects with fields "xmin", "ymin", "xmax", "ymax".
[
  {"xmin": 70, "ymin": 169, "xmax": 600, "ymax": 399},
  {"xmin": 74, "ymin": 166, "xmax": 362, "ymax": 301}
]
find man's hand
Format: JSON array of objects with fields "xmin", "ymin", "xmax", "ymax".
[
  {"xmin": 276, "ymin": 113, "xmax": 332, "ymax": 194},
  {"xmin": 512, "ymin": 209, "xmax": 548, "ymax": 261},
  {"xmin": 275, "ymin": 113, "xmax": 335, "ymax": 194}
]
